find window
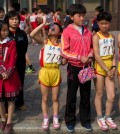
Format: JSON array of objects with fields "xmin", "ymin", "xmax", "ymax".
[
  {"xmin": 0, "ymin": 0, "xmax": 4, "ymax": 7},
  {"xmin": 83, "ymin": 0, "xmax": 100, "ymax": 12}
]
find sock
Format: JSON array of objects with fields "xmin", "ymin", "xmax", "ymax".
[
  {"xmin": 53, "ymin": 115, "xmax": 58, "ymax": 118},
  {"xmin": 97, "ymin": 115, "xmax": 103, "ymax": 120},
  {"xmin": 104, "ymin": 115, "xmax": 110, "ymax": 119}
]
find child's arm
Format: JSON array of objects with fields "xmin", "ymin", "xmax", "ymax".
[
  {"xmin": 30, "ymin": 15, "xmax": 47, "ymax": 44},
  {"xmin": 109, "ymin": 35, "xmax": 116, "ymax": 78},
  {"xmin": 61, "ymin": 30, "xmax": 79, "ymax": 61},
  {"xmin": 5, "ymin": 41, "xmax": 17, "ymax": 79},
  {"xmin": 93, "ymin": 34, "xmax": 110, "ymax": 73},
  {"xmin": 118, "ymin": 33, "xmax": 120, "ymax": 48}
]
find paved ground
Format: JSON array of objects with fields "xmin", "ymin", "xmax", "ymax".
[{"xmin": 1, "ymin": 31, "xmax": 120, "ymax": 134}]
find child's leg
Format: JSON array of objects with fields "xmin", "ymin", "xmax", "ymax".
[
  {"xmin": 0, "ymin": 102, "xmax": 6, "ymax": 121},
  {"xmin": 104, "ymin": 77, "xmax": 117, "ymax": 129},
  {"xmin": 94, "ymin": 75, "xmax": 105, "ymax": 117},
  {"xmin": 3, "ymin": 101, "xmax": 15, "ymax": 133},
  {"xmin": 52, "ymin": 85, "xmax": 60, "ymax": 116},
  {"xmin": 7, "ymin": 101, "xmax": 15, "ymax": 124},
  {"xmin": 105, "ymin": 77, "xmax": 115, "ymax": 116},
  {"xmin": 40, "ymin": 84, "xmax": 49, "ymax": 130},
  {"xmin": 52, "ymin": 85, "xmax": 60, "ymax": 129},
  {"xmin": 95, "ymin": 75, "xmax": 109, "ymax": 130},
  {"xmin": 118, "ymin": 75, "xmax": 120, "ymax": 112},
  {"xmin": 40, "ymin": 84, "xmax": 49, "ymax": 117}
]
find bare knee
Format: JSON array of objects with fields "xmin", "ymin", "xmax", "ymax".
[
  {"xmin": 96, "ymin": 91, "xmax": 103, "ymax": 98},
  {"xmin": 42, "ymin": 96, "xmax": 48, "ymax": 103},
  {"xmin": 52, "ymin": 97, "xmax": 58, "ymax": 103},
  {"xmin": 107, "ymin": 94, "xmax": 115, "ymax": 103}
]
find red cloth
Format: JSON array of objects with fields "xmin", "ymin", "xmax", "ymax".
[
  {"xmin": 0, "ymin": 39, "xmax": 21, "ymax": 98},
  {"xmin": 30, "ymin": 14, "xmax": 39, "ymax": 30}
]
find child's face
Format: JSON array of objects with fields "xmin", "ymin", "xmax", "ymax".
[
  {"xmin": 0, "ymin": 11, "xmax": 5, "ymax": 19},
  {"xmin": 9, "ymin": 16, "xmax": 19, "ymax": 28},
  {"xmin": 48, "ymin": 24, "xmax": 61, "ymax": 36},
  {"xmin": 98, "ymin": 20, "xmax": 111, "ymax": 33},
  {"xmin": 0, "ymin": 24, "xmax": 9, "ymax": 40},
  {"xmin": 71, "ymin": 13, "xmax": 85, "ymax": 26},
  {"xmin": 95, "ymin": 10, "xmax": 99, "ymax": 16}
]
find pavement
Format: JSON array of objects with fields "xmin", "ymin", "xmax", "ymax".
[{"xmin": 1, "ymin": 31, "xmax": 120, "ymax": 134}]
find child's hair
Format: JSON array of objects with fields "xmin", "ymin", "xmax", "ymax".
[
  {"xmin": 20, "ymin": 9, "xmax": 27, "ymax": 15},
  {"xmin": 32, "ymin": 8, "xmax": 38, "ymax": 13},
  {"xmin": 97, "ymin": 12, "xmax": 112, "ymax": 22},
  {"xmin": 4, "ymin": 10, "xmax": 20, "ymax": 25},
  {"xmin": 95, "ymin": 6, "xmax": 104, "ymax": 13},
  {"xmin": 68, "ymin": 4, "xmax": 86, "ymax": 16},
  {"xmin": 56, "ymin": 8, "xmax": 62, "ymax": 12},
  {"xmin": 0, "ymin": 7, "xmax": 5, "ymax": 12},
  {"xmin": 0, "ymin": 20, "xmax": 8, "ymax": 31},
  {"xmin": 42, "ymin": 6, "xmax": 51, "ymax": 14},
  {"xmin": 12, "ymin": 2, "xmax": 20, "ymax": 12}
]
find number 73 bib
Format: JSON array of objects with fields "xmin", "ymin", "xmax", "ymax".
[{"xmin": 44, "ymin": 45, "xmax": 61, "ymax": 64}]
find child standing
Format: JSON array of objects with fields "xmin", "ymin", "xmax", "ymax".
[
  {"xmin": 0, "ymin": 7, "xmax": 5, "ymax": 20},
  {"xmin": 117, "ymin": 33, "xmax": 120, "ymax": 112},
  {"xmin": 93, "ymin": 12, "xmax": 117, "ymax": 130},
  {"xmin": 0, "ymin": 20, "xmax": 21, "ymax": 133},
  {"xmin": 4, "ymin": 10, "xmax": 28, "ymax": 111},
  {"xmin": 61, "ymin": 4, "xmax": 93, "ymax": 132},
  {"xmin": 30, "ymin": 15, "xmax": 64, "ymax": 130}
]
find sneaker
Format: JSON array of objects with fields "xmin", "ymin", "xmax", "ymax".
[
  {"xmin": 25, "ymin": 67, "xmax": 35, "ymax": 74},
  {"xmin": 97, "ymin": 118, "xmax": 108, "ymax": 131},
  {"xmin": 41, "ymin": 119, "xmax": 49, "ymax": 130},
  {"xmin": 105, "ymin": 118, "xmax": 117, "ymax": 129},
  {"xmin": 82, "ymin": 123, "xmax": 92, "ymax": 131},
  {"xmin": 66, "ymin": 124, "xmax": 74, "ymax": 132},
  {"xmin": 53, "ymin": 117, "xmax": 60, "ymax": 129},
  {"xmin": 4, "ymin": 123, "xmax": 13, "ymax": 134},
  {"xmin": 0, "ymin": 121, "xmax": 6, "ymax": 131},
  {"xmin": 18, "ymin": 105, "xmax": 27, "ymax": 111}
]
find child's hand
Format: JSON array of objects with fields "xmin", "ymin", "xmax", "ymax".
[
  {"xmin": 107, "ymin": 69, "xmax": 115, "ymax": 79},
  {"xmin": 42, "ymin": 15, "xmax": 47, "ymax": 25},
  {"xmin": 1, "ymin": 72, "xmax": 8, "ymax": 80},
  {"xmin": 61, "ymin": 58, "xmax": 67, "ymax": 65},
  {"xmin": 87, "ymin": 57, "xmax": 93, "ymax": 63},
  {"xmin": 81, "ymin": 56, "xmax": 89, "ymax": 64}
]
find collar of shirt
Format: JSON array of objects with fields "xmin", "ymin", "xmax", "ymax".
[
  {"xmin": 0, "ymin": 37, "xmax": 10, "ymax": 44},
  {"xmin": 74, "ymin": 25, "xmax": 83, "ymax": 35}
]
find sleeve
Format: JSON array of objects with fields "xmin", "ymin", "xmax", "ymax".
[
  {"xmin": 23, "ymin": 31, "xmax": 28, "ymax": 54},
  {"xmin": 61, "ymin": 30, "xmax": 79, "ymax": 61},
  {"xmin": 6, "ymin": 41, "xmax": 17, "ymax": 78},
  {"xmin": 88, "ymin": 35, "xmax": 94, "ymax": 57}
]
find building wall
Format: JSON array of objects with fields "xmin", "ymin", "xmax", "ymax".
[{"xmin": 1, "ymin": 0, "xmax": 120, "ymax": 30}]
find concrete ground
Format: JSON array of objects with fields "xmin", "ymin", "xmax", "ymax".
[{"xmin": 0, "ymin": 31, "xmax": 120, "ymax": 134}]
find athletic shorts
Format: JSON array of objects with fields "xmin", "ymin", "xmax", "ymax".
[
  {"xmin": 38, "ymin": 67, "xmax": 61, "ymax": 87},
  {"xmin": 94, "ymin": 59, "xmax": 112, "ymax": 76}
]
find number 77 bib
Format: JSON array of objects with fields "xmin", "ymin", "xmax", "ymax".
[{"xmin": 44, "ymin": 45, "xmax": 61, "ymax": 64}]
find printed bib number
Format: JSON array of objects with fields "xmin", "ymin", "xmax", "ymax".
[
  {"xmin": 99, "ymin": 38, "xmax": 114, "ymax": 56},
  {"xmin": 44, "ymin": 45, "xmax": 61, "ymax": 64}
]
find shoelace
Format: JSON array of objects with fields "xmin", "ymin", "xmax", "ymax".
[
  {"xmin": 43, "ymin": 119, "xmax": 48, "ymax": 125},
  {"xmin": 106, "ymin": 118, "xmax": 114, "ymax": 124},
  {"xmin": 99, "ymin": 118, "xmax": 106, "ymax": 126},
  {"xmin": 53, "ymin": 118, "xmax": 59, "ymax": 124}
]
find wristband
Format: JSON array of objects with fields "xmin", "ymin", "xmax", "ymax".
[
  {"xmin": 111, "ymin": 66, "xmax": 117, "ymax": 69},
  {"xmin": 89, "ymin": 57, "xmax": 93, "ymax": 59}
]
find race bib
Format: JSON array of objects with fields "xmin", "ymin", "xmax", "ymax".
[
  {"xmin": 44, "ymin": 45, "xmax": 61, "ymax": 64},
  {"xmin": 99, "ymin": 38, "xmax": 114, "ymax": 56}
]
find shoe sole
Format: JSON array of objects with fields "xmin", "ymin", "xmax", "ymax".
[{"xmin": 67, "ymin": 128, "xmax": 74, "ymax": 132}]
